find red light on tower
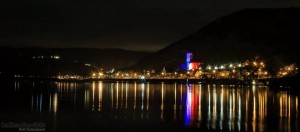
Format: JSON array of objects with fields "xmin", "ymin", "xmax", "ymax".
[{"xmin": 188, "ymin": 62, "xmax": 201, "ymax": 70}]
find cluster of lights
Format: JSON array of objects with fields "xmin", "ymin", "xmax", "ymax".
[
  {"xmin": 92, "ymin": 72, "xmax": 104, "ymax": 79},
  {"xmin": 197, "ymin": 60, "xmax": 269, "ymax": 79},
  {"xmin": 84, "ymin": 59, "xmax": 297, "ymax": 80},
  {"xmin": 58, "ymin": 75, "xmax": 81, "ymax": 79},
  {"xmin": 205, "ymin": 63, "xmax": 243, "ymax": 71},
  {"xmin": 278, "ymin": 64, "xmax": 298, "ymax": 77},
  {"xmin": 32, "ymin": 55, "xmax": 60, "ymax": 59},
  {"xmin": 51, "ymin": 56, "xmax": 60, "ymax": 59}
]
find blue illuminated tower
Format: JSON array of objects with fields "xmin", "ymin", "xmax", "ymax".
[
  {"xmin": 186, "ymin": 52, "xmax": 192, "ymax": 63},
  {"xmin": 181, "ymin": 52, "xmax": 193, "ymax": 70}
]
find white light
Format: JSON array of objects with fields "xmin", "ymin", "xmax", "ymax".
[
  {"xmin": 207, "ymin": 66, "xmax": 212, "ymax": 70},
  {"xmin": 220, "ymin": 65, "xmax": 224, "ymax": 69},
  {"xmin": 54, "ymin": 56, "xmax": 60, "ymax": 59},
  {"xmin": 188, "ymin": 63, "xmax": 193, "ymax": 70},
  {"xmin": 252, "ymin": 80, "xmax": 256, "ymax": 85}
]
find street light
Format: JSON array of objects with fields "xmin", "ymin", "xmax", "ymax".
[
  {"xmin": 220, "ymin": 65, "xmax": 224, "ymax": 69},
  {"xmin": 207, "ymin": 66, "xmax": 212, "ymax": 70},
  {"xmin": 253, "ymin": 62, "xmax": 257, "ymax": 66}
]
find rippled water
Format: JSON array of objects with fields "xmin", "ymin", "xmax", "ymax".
[{"xmin": 0, "ymin": 81, "xmax": 299, "ymax": 132}]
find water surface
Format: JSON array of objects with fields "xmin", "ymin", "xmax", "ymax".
[{"xmin": 0, "ymin": 81, "xmax": 299, "ymax": 131}]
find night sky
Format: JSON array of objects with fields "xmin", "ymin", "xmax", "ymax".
[{"xmin": 1, "ymin": 0, "xmax": 299, "ymax": 51}]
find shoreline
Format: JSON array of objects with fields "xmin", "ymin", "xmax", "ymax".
[
  {"xmin": 5, "ymin": 77, "xmax": 298, "ymax": 85},
  {"xmin": 10, "ymin": 77, "xmax": 251, "ymax": 84},
  {"xmin": 1, "ymin": 77, "xmax": 299, "ymax": 94}
]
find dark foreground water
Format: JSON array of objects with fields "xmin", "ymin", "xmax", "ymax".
[{"xmin": 0, "ymin": 81, "xmax": 299, "ymax": 132}]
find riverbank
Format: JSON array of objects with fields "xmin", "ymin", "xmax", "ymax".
[
  {"xmin": 3, "ymin": 76, "xmax": 299, "ymax": 93},
  {"xmin": 4, "ymin": 76, "xmax": 297, "ymax": 84},
  {"xmin": 9, "ymin": 77, "xmax": 251, "ymax": 85}
]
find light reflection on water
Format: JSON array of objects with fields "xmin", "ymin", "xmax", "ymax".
[{"xmin": 3, "ymin": 81, "xmax": 300, "ymax": 131}]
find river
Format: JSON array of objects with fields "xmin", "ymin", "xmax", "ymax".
[{"xmin": 0, "ymin": 81, "xmax": 298, "ymax": 131}]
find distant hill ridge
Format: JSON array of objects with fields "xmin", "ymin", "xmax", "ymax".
[
  {"xmin": 135, "ymin": 7, "xmax": 300, "ymax": 70},
  {"xmin": 0, "ymin": 47, "xmax": 151, "ymax": 76}
]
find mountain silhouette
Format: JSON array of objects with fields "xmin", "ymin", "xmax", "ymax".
[
  {"xmin": 136, "ymin": 8, "xmax": 300, "ymax": 71},
  {"xmin": 0, "ymin": 47, "xmax": 151, "ymax": 77}
]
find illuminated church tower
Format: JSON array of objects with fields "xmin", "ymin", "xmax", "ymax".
[{"xmin": 181, "ymin": 52, "xmax": 200, "ymax": 70}]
